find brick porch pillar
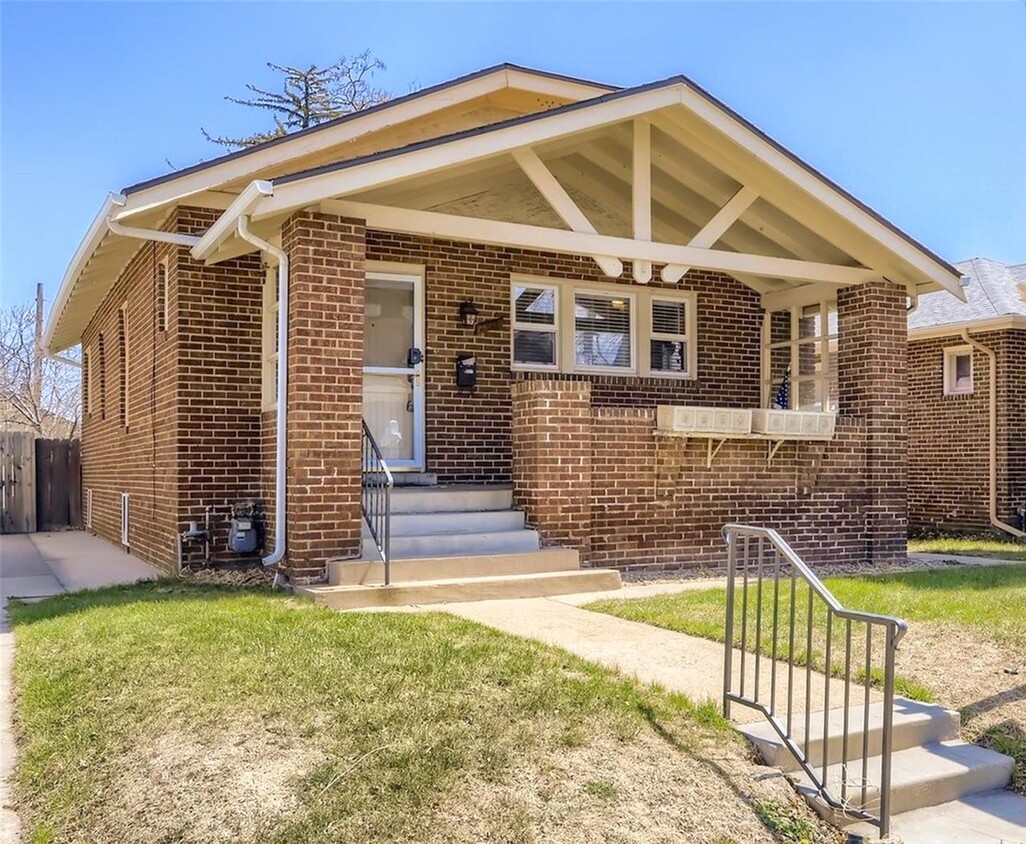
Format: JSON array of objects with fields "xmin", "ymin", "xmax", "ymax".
[
  {"xmin": 281, "ymin": 211, "xmax": 366, "ymax": 581},
  {"xmin": 510, "ymin": 380, "xmax": 592, "ymax": 557},
  {"xmin": 837, "ymin": 280, "xmax": 908, "ymax": 563}
]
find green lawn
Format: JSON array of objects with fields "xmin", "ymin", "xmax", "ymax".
[
  {"xmin": 8, "ymin": 581, "xmax": 796, "ymax": 844},
  {"xmin": 909, "ymin": 536, "xmax": 1026, "ymax": 562},
  {"xmin": 589, "ymin": 564, "xmax": 1026, "ymax": 652}
]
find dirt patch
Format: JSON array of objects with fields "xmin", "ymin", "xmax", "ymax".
[
  {"xmin": 178, "ymin": 564, "xmax": 276, "ymax": 587},
  {"xmin": 432, "ymin": 732, "xmax": 834, "ymax": 844},
  {"xmin": 895, "ymin": 620, "xmax": 1025, "ymax": 790},
  {"xmin": 91, "ymin": 719, "xmax": 322, "ymax": 844}
]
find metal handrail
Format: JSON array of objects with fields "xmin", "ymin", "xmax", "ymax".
[
  {"xmin": 361, "ymin": 420, "xmax": 394, "ymax": 584},
  {"xmin": 721, "ymin": 524, "xmax": 907, "ymax": 838}
]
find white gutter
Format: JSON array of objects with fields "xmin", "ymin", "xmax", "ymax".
[
  {"xmin": 236, "ymin": 213, "xmax": 289, "ymax": 567},
  {"xmin": 106, "ymin": 219, "xmax": 201, "ymax": 247},
  {"xmin": 959, "ymin": 329, "xmax": 1026, "ymax": 539}
]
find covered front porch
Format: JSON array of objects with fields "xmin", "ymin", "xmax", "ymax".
[{"xmin": 176, "ymin": 76, "xmax": 961, "ymax": 582}]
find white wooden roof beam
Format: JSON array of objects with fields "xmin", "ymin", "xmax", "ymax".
[
  {"xmin": 511, "ymin": 147, "xmax": 622, "ymax": 277},
  {"xmin": 631, "ymin": 120, "xmax": 653, "ymax": 283},
  {"xmin": 254, "ymin": 85, "xmax": 686, "ymax": 222},
  {"xmin": 320, "ymin": 200, "xmax": 878, "ymax": 286},
  {"xmin": 661, "ymin": 185, "xmax": 759, "ymax": 283}
]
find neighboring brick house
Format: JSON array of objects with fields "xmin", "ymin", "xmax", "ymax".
[
  {"xmin": 908, "ymin": 257, "xmax": 1026, "ymax": 536},
  {"xmin": 43, "ymin": 63, "xmax": 965, "ymax": 585}
]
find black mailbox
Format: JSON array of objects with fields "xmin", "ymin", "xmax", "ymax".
[{"xmin": 456, "ymin": 353, "xmax": 476, "ymax": 388}]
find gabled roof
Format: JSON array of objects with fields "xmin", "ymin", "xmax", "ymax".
[
  {"xmin": 121, "ymin": 63, "xmax": 617, "ymax": 197},
  {"xmin": 46, "ymin": 63, "xmax": 966, "ymax": 353},
  {"xmin": 910, "ymin": 257, "xmax": 1026, "ymax": 333}
]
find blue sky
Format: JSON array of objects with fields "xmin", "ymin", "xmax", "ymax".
[{"xmin": 2, "ymin": 2, "xmax": 1025, "ymax": 313}]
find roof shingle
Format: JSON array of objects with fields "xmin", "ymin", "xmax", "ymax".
[{"xmin": 909, "ymin": 256, "xmax": 1026, "ymax": 330}]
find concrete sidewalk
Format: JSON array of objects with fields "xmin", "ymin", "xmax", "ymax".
[
  {"xmin": 0, "ymin": 531, "xmax": 159, "ymax": 844},
  {"xmin": 444, "ymin": 592, "xmax": 867, "ymax": 718}
]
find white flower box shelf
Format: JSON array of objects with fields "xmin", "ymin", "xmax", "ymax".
[
  {"xmin": 751, "ymin": 409, "xmax": 836, "ymax": 441},
  {"xmin": 655, "ymin": 405, "xmax": 753, "ymax": 437}
]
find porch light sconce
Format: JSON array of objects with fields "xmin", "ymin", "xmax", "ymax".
[
  {"xmin": 459, "ymin": 298, "xmax": 506, "ymax": 334},
  {"xmin": 459, "ymin": 299, "xmax": 479, "ymax": 328}
]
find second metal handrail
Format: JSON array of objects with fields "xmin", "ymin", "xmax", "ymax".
[
  {"xmin": 361, "ymin": 420, "xmax": 393, "ymax": 584},
  {"xmin": 721, "ymin": 524, "xmax": 907, "ymax": 838}
]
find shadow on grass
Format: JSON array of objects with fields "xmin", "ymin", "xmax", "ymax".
[{"xmin": 5, "ymin": 579, "xmax": 287, "ymax": 628}]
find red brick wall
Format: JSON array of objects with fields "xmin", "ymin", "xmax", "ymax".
[
  {"xmin": 279, "ymin": 211, "xmax": 366, "ymax": 580},
  {"xmin": 511, "ymin": 381, "xmax": 592, "ymax": 554},
  {"xmin": 908, "ymin": 327, "xmax": 1026, "ymax": 533},
  {"xmin": 836, "ymin": 281, "xmax": 908, "ymax": 560},
  {"xmin": 80, "ymin": 207, "xmax": 264, "ymax": 570},
  {"xmin": 367, "ymin": 231, "xmax": 762, "ymax": 483},
  {"xmin": 81, "ymin": 219, "xmax": 179, "ymax": 568}
]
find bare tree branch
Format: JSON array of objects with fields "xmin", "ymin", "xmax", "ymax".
[
  {"xmin": 0, "ymin": 301, "xmax": 80, "ymax": 438},
  {"xmin": 201, "ymin": 52, "xmax": 391, "ymax": 150}
]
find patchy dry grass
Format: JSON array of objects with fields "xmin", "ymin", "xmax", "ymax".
[{"xmin": 7, "ymin": 582, "xmax": 830, "ymax": 844}]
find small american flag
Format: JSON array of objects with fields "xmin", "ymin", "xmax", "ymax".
[{"xmin": 773, "ymin": 366, "xmax": 791, "ymax": 410}]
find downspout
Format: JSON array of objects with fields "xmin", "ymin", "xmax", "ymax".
[
  {"xmin": 959, "ymin": 329, "xmax": 1026, "ymax": 539},
  {"xmin": 106, "ymin": 219, "xmax": 202, "ymax": 248},
  {"xmin": 236, "ymin": 215, "xmax": 289, "ymax": 566}
]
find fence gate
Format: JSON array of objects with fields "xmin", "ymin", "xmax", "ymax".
[
  {"xmin": 1, "ymin": 432, "xmax": 36, "ymax": 534},
  {"xmin": 36, "ymin": 438, "xmax": 82, "ymax": 531}
]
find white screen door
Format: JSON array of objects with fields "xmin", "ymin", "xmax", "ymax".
[{"xmin": 362, "ymin": 271, "xmax": 425, "ymax": 470}]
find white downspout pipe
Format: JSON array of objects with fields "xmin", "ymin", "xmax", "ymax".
[
  {"xmin": 236, "ymin": 215, "xmax": 289, "ymax": 566},
  {"xmin": 960, "ymin": 329, "xmax": 1026, "ymax": 539}
]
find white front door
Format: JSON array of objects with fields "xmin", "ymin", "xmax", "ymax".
[{"xmin": 362, "ymin": 271, "xmax": 425, "ymax": 470}]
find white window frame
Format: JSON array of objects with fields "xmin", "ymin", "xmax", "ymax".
[
  {"xmin": 262, "ymin": 265, "xmax": 279, "ymax": 410},
  {"xmin": 510, "ymin": 281, "xmax": 560, "ymax": 371},
  {"xmin": 85, "ymin": 488, "xmax": 93, "ymax": 529},
  {"xmin": 647, "ymin": 295, "xmax": 696, "ymax": 379},
  {"xmin": 570, "ymin": 285, "xmax": 637, "ymax": 375},
  {"xmin": 760, "ymin": 301, "xmax": 838, "ymax": 411},
  {"xmin": 509, "ymin": 275, "xmax": 697, "ymax": 379},
  {"xmin": 943, "ymin": 345, "xmax": 974, "ymax": 396},
  {"xmin": 120, "ymin": 492, "xmax": 130, "ymax": 547}
]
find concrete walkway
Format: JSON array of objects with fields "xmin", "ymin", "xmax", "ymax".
[
  {"xmin": 444, "ymin": 590, "xmax": 869, "ymax": 719},
  {"xmin": 0, "ymin": 531, "xmax": 159, "ymax": 844}
]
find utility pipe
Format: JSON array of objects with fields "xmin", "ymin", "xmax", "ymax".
[
  {"xmin": 236, "ymin": 215, "xmax": 289, "ymax": 566},
  {"xmin": 959, "ymin": 329, "xmax": 1026, "ymax": 539}
]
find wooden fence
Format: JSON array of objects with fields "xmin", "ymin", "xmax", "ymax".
[{"xmin": 0, "ymin": 432, "xmax": 81, "ymax": 533}]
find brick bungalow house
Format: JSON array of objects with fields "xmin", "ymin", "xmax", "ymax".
[
  {"xmin": 908, "ymin": 257, "xmax": 1026, "ymax": 537},
  {"xmin": 43, "ymin": 63, "xmax": 965, "ymax": 592}
]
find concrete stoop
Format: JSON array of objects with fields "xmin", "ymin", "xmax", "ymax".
[
  {"xmin": 741, "ymin": 699, "xmax": 1021, "ymax": 843},
  {"xmin": 297, "ymin": 568, "xmax": 622, "ymax": 610},
  {"xmin": 304, "ymin": 484, "xmax": 623, "ymax": 608}
]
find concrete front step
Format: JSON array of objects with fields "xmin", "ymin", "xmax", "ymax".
[
  {"xmin": 297, "ymin": 568, "xmax": 622, "ymax": 610},
  {"xmin": 329, "ymin": 548, "xmax": 581, "ymax": 586},
  {"xmin": 741, "ymin": 698, "xmax": 961, "ymax": 774},
  {"xmin": 799, "ymin": 740, "xmax": 1014, "ymax": 821},
  {"xmin": 367, "ymin": 528, "xmax": 541, "ymax": 560},
  {"xmin": 390, "ymin": 484, "xmax": 513, "ymax": 514},
  {"xmin": 361, "ymin": 508, "xmax": 526, "ymax": 538}
]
